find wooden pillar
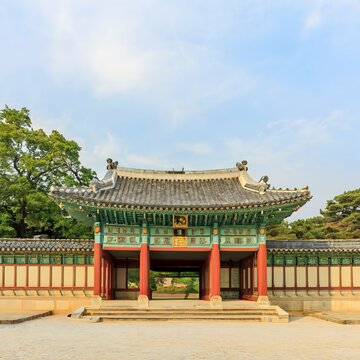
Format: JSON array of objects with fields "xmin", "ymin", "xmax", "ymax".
[
  {"xmin": 102, "ymin": 254, "xmax": 106, "ymax": 298},
  {"xmin": 210, "ymin": 244, "xmax": 221, "ymax": 298},
  {"xmin": 139, "ymin": 243, "xmax": 149, "ymax": 297},
  {"xmin": 257, "ymin": 244, "xmax": 268, "ymax": 296},
  {"xmin": 94, "ymin": 243, "xmax": 102, "ymax": 296},
  {"xmin": 109, "ymin": 261, "xmax": 114, "ymax": 300}
]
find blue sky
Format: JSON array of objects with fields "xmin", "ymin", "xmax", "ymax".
[{"xmin": 1, "ymin": 0, "xmax": 359, "ymax": 220}]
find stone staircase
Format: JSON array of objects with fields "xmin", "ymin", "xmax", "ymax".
[{"xmin": 71, "ymin": 300, "xmax": 288, "ymax": 323}]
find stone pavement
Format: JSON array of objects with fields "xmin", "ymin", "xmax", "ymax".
[{"xmin": 1, "ymin": 315, "xmax": 360, "ymax": 359}]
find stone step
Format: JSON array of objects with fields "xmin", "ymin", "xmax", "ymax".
[
  {"xmin": 83, "ymin": 314, "xmax": 282, "ymax": 322},
  {"xmin": 84, "ymin": 313, "xmax": 278, "ymax": 318},
  {"xmin": 86, "ymin": 308, "xmax": 277, "ymax": 314},
  {"xmin": 72, "ymin": 301, "xmax": 289, "ymax": 323},
  {"xmin": 85, "ymin": 306, "xmax": 278, "ymax": 311}
]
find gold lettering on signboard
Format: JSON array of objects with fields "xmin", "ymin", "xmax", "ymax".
[{"xmin": 172, "ymin": 236, "xmax": 188, "ymax": 247}]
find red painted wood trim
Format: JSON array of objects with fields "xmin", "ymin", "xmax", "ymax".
[
  {"xmin": 339, "ymin": 263, "xmax": 342, "ymax": 290},
  {"xmin": 306, "ymin": 263, "xmax": 309, "ymax": 293},
  {"xmin": 93, "ymin": 243, "xmax": 102, "ymax": 296},
  {"xmin": 102, "ymin": 256, "xmax": 106, "ymax": 298},
  {"xmin": 125, "ymin": 257, "xmax": 128, "ymax": 290},
  {"xmin": 251, "ymin": 255, "xmax": 254, "ymax": 295},
  {"xmin": 14, "ymin": 265, "xmax": 17, "ymax": 287},
  {"xmin": 245, "ymin": 259, "xmax": 248, "ymax": 294},
  {"xmin": 1, "ymin": 286, "xmax": 93, "ymax": 290},
  {"xmin": 238, "ymin": 262, "xmax": 242, "ymax": 299},
  {"xmin": 139, "ymin": 243, "xmax": 149, "ymax": 296},
  {"xmin": 114, "ymin": 262, "xmax": 118, "ymax": 293},
  {"xmin": 85, "ymin": 266, "xmax": 88, "ymax": 288},
  {"xmin": 37, "ymin": 265, "xmax": 40, "ymax": 287},
  {"xmin": 105, "ymin": 260, "xmax": 108, "ymax": 299},
  {"xmin": 103, "ymin": 246, "xmax": 140, "ymax": 251},
  {"xmin": 283, "ymin": 263, "xmax": 286, "ymax": 295},
  {"xmin": 0, "ymin": 263, "xmax": 90, "ymax": 267},
  {"xmin": 228, "ymin": 264, "xmax": 231, "ymax": 289},
  {"xmin": 317, "ymin": 262, "xmax": 320, "ymax": 289},
  {"xmin": 351, "ymin": 263, "xmax": 354, "ymax": 290},
  {"xmin": 1, "ymin": 265, "xmax": 4, "ymax": 287},
  {"xmin": 49, "ymin": 265, "xmax": 52, "ymax": 288},
  {"xmin": 26, "ymin": 264, "xmax": 29, "ymax": 288},
  {"xmin": 221, "ymin": 248, "xmax": 258, "ymax": 252},
  {"xmin": 150, "ymin": 247, "xmax": 211, "ymax": 252},
  {"xmin": 257, "ymin": 244, "xmax": 267, "ymax": 296},
  {"xmin": 73, "ymin": 265, "xmax": 76, "ymax": 288},
  {"xmin": 271, "ymin": 260, "xmax": 275, "ymax": 294},
  {"xmin": 61, "ymin": 265, "xmax": 64, "ymax": 288},
  {"xmin": 210, "ymin": 244, "xmax": 220, "ymax": 297}
]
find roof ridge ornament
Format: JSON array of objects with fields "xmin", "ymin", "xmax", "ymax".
[
  {"xmin": 106, "ymin": 158, "xmax": 118, "ymax": 170},
  {"xmin": 236, "ymin": 160, "xmax": 270, "ymax": 195},
  {"xmin": 89, "ymin": 158, "xmax": 119, "ymax": 193},
  {"xmin": 236, "ymin": 160, "xmax": 248, "ymax": 171}
]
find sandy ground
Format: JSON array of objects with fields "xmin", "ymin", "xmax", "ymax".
[{"xmin": 0, "ymin": 316, "xmax": 360, "ymax": 360}]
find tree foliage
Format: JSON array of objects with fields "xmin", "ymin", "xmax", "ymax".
[
  {"xmin": 268, "ymin": 189, "xmax": 360, "ymax": 240},
  {"xmin": 0, "ymin": 106, "xmax": 97, "ymax": 238}
]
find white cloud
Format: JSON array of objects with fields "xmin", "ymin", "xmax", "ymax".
[
  {"xmin": 305, "ymin": 8, "xmax": 323, "ymax": 31},
  {"xmin": 303, "ymin": 1, "xmax": 360, "ymax": 32},
  {"xmin": 31, "ymin": 113, "xmax": 71, "ymax": 134},
  {"xmin": 80, "ymin": 132, "xmax": 171, "ymax": 175},
  {"xmin": 267, "ymin": 110, "xmax": 346, "ymax": 143},
  {"xmin": 27, "ymin": 0, "xmax": 261, "ymax": 125}
]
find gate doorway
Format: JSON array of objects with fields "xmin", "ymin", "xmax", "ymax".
[{"xmin": 150, "ymin": 270, "xmax": 200, "ymax": 300}]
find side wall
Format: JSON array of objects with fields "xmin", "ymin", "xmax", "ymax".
[
  {"xmin": 0, "ymin": 252, "xmax": 95, "ymax": 313},
  {"xmin": 267, "ymin": 252, "xmax": 360, "ymax": 312}
]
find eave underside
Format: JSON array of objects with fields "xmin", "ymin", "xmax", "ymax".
[{"xmin": 59, "ymin": 199, "xmax": 307, "ymax": 226}]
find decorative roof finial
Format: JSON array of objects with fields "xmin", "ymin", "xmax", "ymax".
[
  {"xmin": 236, "ymin": 160, "xmax": 248, "ymax": 171},
  {"xmin": 106, "ymin": 158, "xmax": 118, "ymax": 170}
]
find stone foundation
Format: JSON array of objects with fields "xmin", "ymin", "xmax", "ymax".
[
  {"xmin": 270, "ymin": 293, "xmax": 360, "ymax": 313},
  {"xmin": 0, "ymin": 295, "xmax": 99, "ymax": 314}
]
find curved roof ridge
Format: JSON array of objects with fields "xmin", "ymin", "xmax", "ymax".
[{"xmin": 116, "ymin": 166, "xmax": 240, "ymax": 180}]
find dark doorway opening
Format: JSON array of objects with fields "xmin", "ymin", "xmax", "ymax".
[{"xmin": 150, "ymin": 270, "xmax": 200, "ymax": 300}]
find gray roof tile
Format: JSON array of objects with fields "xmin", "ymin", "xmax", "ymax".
[
  {"xmin": 0, "ymin": 239, "xmax": 94, "ymax": 252},
  {"xmin": 50, "ymin": 164, "xmax": 311, "ymax": 210}
]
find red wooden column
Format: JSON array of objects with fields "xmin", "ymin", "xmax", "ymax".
[
  {"xmin": 210, "ymin": 243, "xmax": 221, "ymax": 298},
  {"xmin": 257, "ymin": 244, "xmax": 268, "ymax": 297},
  {"xmin": 139, "ymin": 243, "xmax": 149, "ymax": 298},
  {"xmin": 102, "ymin": 253, "xmax": 106, "ymax": 298},
  {"xmin": 94, "ymin": 243, "xmax": 102, "ymax": 296}
]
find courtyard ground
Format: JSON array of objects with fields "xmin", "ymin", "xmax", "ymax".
[{"xmin": 0, "ymin": 315, "xmax": 360, "ymax": 360}]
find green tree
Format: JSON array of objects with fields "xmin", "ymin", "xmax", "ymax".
[
  {"xmin": 267, "ymin": 189, "xmax": 360, "ymax": 240},
  {"xmin": 320, "ymin": 189, "xmax": 360, "ymax": 238},
  {"xmin": 0, "ymin": 106, "xmax": 97, "ymax": 238}
]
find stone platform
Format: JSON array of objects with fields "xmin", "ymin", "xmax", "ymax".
[
  {"xmin": 0, "ymin": 310, "xmax": 52, "ymax": 324},
  {"xmin": 310, "ymin": 312, "xmax": 360, "ymax": 325},
  {"xmin": 71, "ymin": 299, "xmax": 289, "ymax": 323}
]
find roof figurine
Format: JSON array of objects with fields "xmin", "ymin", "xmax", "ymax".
[{"xmin": 106, "ymin": 158, "xmax": 118, "ymax": 170}]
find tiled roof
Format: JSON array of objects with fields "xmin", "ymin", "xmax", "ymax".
[
  {"xmin": 49, "ymin": 161, "xmax": 311, "ymax": 211},
  {"xmin": 0, "ymin": 239, "xmax": 94, "ymax": 252},
  {"xmin": 267, "ymin": 239, "xmax": 360, "ymax": 252}
]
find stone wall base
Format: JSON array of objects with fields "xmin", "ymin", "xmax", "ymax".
[
  {"xmin": 270, "ymin": 294, "xmax": 360, "ymax": 313},
  {"xmin": 0, "ymin": 296, "xmax": 100, "ymax": 314}
]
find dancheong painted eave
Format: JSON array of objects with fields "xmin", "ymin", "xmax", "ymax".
[{"xmin": 49, "ymin": 160, "xmax": 311, "ymax": 212}]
